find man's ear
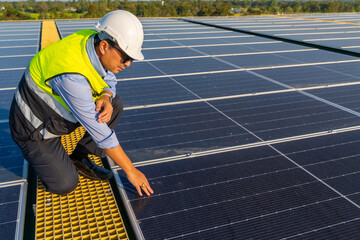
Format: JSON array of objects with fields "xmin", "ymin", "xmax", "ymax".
[{"xmin": 99, "ymin": 40, "xmax": 109, "ymax": 55}]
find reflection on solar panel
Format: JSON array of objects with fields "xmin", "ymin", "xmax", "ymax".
[
  {"xmin": 90, "ymin": 16, "xmax": 360, "ymax": 239},
  {"xmin": 183, "ymin": 13, "xmax": 360, "ymax": 54},
  {"xmin": 0, "ymin": 21, "xmax": 41, "ymax": 240}
]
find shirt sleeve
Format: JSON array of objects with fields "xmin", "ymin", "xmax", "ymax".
[
  {"xmin": 103, "ymin": 70, "xmax": 117, "ymax": 97},
  {"xmin": 49, "ymin": 74, "xmax": 119, "ymax": 149}
]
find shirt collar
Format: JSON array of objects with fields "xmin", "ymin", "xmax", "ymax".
[{"xmin": 86, "ymin": 35, "xmax": 107, "ymax": 79}]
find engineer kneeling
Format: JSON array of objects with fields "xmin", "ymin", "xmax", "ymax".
[{"xmin": 9, "ymin": 10, "xmax": 153, "ymax": 196}]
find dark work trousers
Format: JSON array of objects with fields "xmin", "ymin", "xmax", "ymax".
[{"xmin": 16, "ymin": 96, "xmax": 123, "ymax": 195}]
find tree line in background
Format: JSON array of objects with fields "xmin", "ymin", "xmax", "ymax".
[{"xmin": 0, "ymin": 0, "xmax": 359, "ymax": 21}]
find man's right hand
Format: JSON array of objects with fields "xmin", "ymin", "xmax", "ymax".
[
  {"xmin": 104, "ymin": 145, "xmax": 154, "ymax": 197},
  {"xmin": 126, "ymin": 168, "xmax": 154, "ymax": 197}
]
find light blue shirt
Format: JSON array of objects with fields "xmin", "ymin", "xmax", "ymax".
[{"xmin": 49, "ymin": 35, "xmax": 119, "ymax": 149}]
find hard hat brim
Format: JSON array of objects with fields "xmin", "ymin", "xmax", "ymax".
[{"xmin": 129, "ymin": 51, "xmax": 144, "ymax": 61}]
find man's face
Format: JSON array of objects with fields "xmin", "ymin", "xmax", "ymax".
[{"xmin": 97, "ymin": 40, "xmax": 132, "ymax": 74}]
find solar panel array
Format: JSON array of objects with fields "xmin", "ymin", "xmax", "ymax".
[
  {"xmin": 0, "ymin": 14, "xmax": 358, "ymax": 240},
  {"xmin": 184, "ymin": 13, "xmax": 360, "ymax": 54},
  {"xmin": 0, "ymin": 21, "xmax": 40, "ymax": 240},
  {"xmin": 56, "ymin": 15, "xmax": 360, "ymax": 239}
]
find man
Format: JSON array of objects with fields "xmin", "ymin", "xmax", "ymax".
[{"xmin": 9, "ymin": 10, "xmax": 153, "ymax": 197}]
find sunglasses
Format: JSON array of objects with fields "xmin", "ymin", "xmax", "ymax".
[{"xmin": 107, "ymin": 40, "xmax": 134, "ymax": 63}]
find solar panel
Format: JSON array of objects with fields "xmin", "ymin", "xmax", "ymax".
[
  {"xmin": 116, "ymin": 132, "xmax": 360, "ymax": 239},
  {"xmin": 116, "ymin": 101, "xmax": 258, "ymax": 163},
  {"xmin": 0, "ymin": 21, "xmax": 40, "ymax": 240},
  {"xmin": 254, "ymin": 64, "xmax": 360, "ymax": 88},
  {"xmin": 172, "ymin": 71, "xmax": 285, "ymax": 98},
  {"xmin": 117, "ymin": 77, "xmax": 197, "ymax": 107},
  {"xmin": 108, "ymin": 16, "xmax": 360, "ymax": 239},
  {"xmin": 115, "ymin": 61, "xmax": 165, "ymax": 80}
]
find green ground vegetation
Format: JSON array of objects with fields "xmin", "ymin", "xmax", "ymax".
[{"xmin": 0, "ymin": 0, "xmax": 359, "ymax": 21}]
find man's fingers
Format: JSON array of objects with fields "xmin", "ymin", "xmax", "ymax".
[
  {"xmin": 136, "ymin": 186, "xmax": 143, "ymax": 197},
  {"xmin": 143, "ymin": 179, "xmax": 154, "ymax": 194},
  {"xmin": 96, "ymin": 100, "xmax": 103, "ymax": 112},
  {"xmin": 147, "ymin": 185, "xmax": 154, "ymax": 194},
  {"xmin": 140, "ymin": 183, "xmax": 152, "ymax": 196}
]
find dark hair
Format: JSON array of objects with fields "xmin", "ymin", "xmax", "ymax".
[
  {"xmin": 94, "ymin": 34, "xmax": 116, "ymax": 48},
  {"xmin": 94, "ymin": 34, "xmax": 101, "ymax": 47}
]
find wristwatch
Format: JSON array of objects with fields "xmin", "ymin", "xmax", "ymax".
[{"xmin": 101, "ymin": 93, "xmax": 113, "ymax": 103}]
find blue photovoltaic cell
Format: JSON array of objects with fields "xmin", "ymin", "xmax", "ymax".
[
  {"xmin": 143, "ymin": 40, "xmax": 181, "ymax": 48},
  {"xmin": 172, "ymin": 36, "xmax": 257, "ymax": 46},
  {"xmin": 314, "ymin": 61, "xmax": 360, "ymax": 77},
  {"xmin": 0, "ymin": 90, "xmax": 16, "ymax": 120},
  {"xmin": 219, "ymin": 49, "xmax": 357, "ymax": 69},
  {"xmin": 0, "ymin": 185, "xmax": 21, "ymax": 240},
  {"xmin": 0, "ymin": 122, "xmax": 24, "ymax": 183},
  {"xmin": 0, "ymin": 184, "xmax": 21, "ymax": 204},
  {"xmin": 149, "ymin": 57, "xmax": 237, "ymax": 75},
  {"xmin": 192, "ymin": 42, "xmax": 309, "ymax": 56},
  {"xmin": 235, "ymin": 41, "xmax": 310, "ymax": 51},
  {"xmin": 253, "ymin": 64, "xmax": 360, "ymax": 88},
  {"xmin": 152, "ymin": 32, "xmax": 243, "ymax": 39},
  {"xmin": 144, "ymin": 27, "xmax": 219, "ymax": 34},
  {"xmin": 0, "ymin": 40, "xmax": 38, "ymax": 47},
  {"xmin": 192, "ymin": 44, "xmax": 269, "ymax": 55},
  {"xmin": 0, "ymin": 202, "xmax": 19, "ymax": 237},
  {"xmin": 0, "ymin": 222, "xmax": 17, "ymax": 240},
  {"xmin": 173, "ymin": 71, "xmax": 286, "ymax": 98},
  {"xmin": 0, "ymin": 35, "xmax": 39, "ymax": 41},
  {"xmin": 143, "ymin": 34, "xmax": 167, "ymax": 41},
  {"xmin": 0, "ymin": 56, "xmax": 33, "ymax": 69},
  {"xmin": 116, "ymin": 102, "xmax": 259, "ymax": 163},
  {"xmin": 219, "ymin": 53, "xmax": 301, "ymax": 68},
  {"xmin": 0, "ymin": 70, "xmax": 24, "ymax": 88},
  {"xmin": 117, "ymin": 77, "xmax": 196, "ymax": 107},
  {"xmin": 115, "ymin": 61, "xmax": 164, "ymax": 80},
  {"xmin": 210, "ymin": 92, "xmax": 360, "ymax": 140},
  {"xmin": 306, "ymin": 85, "xmax": 360, "ymax": 112},
  {"xmin": 142, "ymin": 47, "xmax": 200, "ymax": 59},
  {"xmin": 0, "ymin": 47, "xmax": 37, "ymax": 56}
]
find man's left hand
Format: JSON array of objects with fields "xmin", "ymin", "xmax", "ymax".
[{"xmin": 96, "ymin": 95, "xmax": 113, "ymax": 123}]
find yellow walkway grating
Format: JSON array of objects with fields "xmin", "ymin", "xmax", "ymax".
[
  {"xmin": 35, "ymin": 21, "xmax": 129, "ymax": 240},
  {"xmin": 41, "ymin": 20, "xmax": 60, "ymax": 49},
  {"xmin": 36, "ymin": 127, "xmax": 128, "ymax": 240}
]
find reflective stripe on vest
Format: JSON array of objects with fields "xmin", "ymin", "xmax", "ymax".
[
  {"xmin": 15, "ymin": 83, "xmax": 60, "ymax": 140},
  {"xmin": 29, "ymin": 29, "xmax": 109, "ymax": 111},
  {"xmin": 24, "ymin": 68, "xmax": 77, "ymax": 123}
]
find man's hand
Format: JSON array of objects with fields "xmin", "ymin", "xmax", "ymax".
[
  {"xmin": 105, "ymin": 145, "xmax": 155, "ymax": 197},
  {"xmin": 126, "ymin": 168, "xmax": 154, "ymax": 197},
  {"xmin": 96, "ymin": 94, "xmax": 113, "ymax": 123}
]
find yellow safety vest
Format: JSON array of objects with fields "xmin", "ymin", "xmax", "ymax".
[{"xmin": 29, "ymin": 29, "xmax": 109, "ymax": 111}]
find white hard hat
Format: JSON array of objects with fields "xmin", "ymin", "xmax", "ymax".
[{"xmin": 95, "ymin": 10, "xmax": 144, "ymax": 60}]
